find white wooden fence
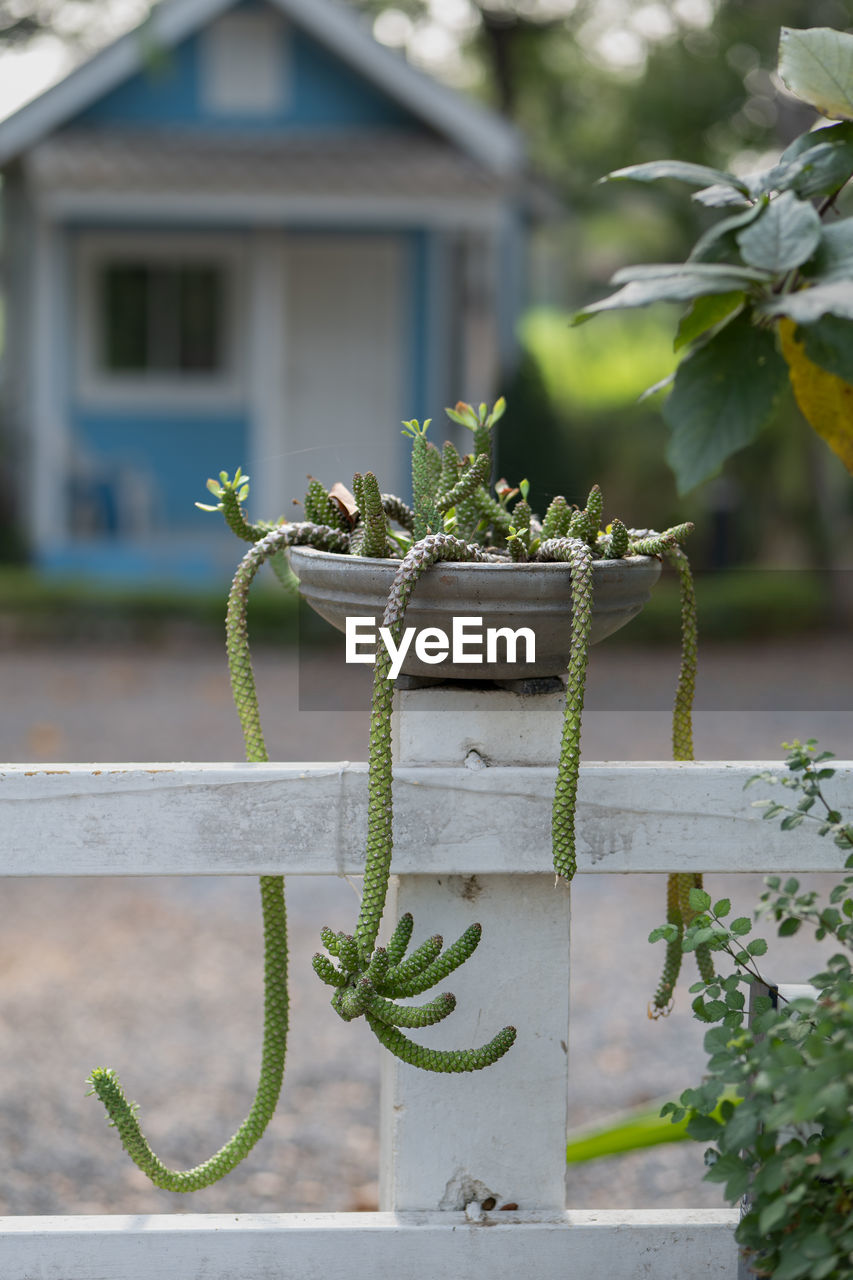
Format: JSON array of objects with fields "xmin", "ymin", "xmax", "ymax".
[{"xmin": 1, "ymin": 682, "xmax": 847, "ymax": 1279}]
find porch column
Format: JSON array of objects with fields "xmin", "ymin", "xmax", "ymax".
[{"xmin": 379, "ymin": 680, "xmax": 570, "ymax": 1212}]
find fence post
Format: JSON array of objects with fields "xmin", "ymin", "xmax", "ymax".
[{"xmin": 379, "ymin": 680, "xmax": 571, "ymax": 1212}]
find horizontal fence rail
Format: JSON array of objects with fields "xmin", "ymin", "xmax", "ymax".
[
  {"xmin": 1, "ymin": 1210, "xmax": 740, "ymax": 1280},
  {"xmin": 1, "ymin": 761, "xmax": 849, "ymax": 876},
  {"xmin": 2, "ymin": 755, "xmax": 848, "ymax": 1278}
]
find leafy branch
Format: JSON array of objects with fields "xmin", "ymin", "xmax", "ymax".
[
  {"xmin": 651, "ymin": 740, "xmax": 853, "ymax": 1279},
  {"xmin": 579, "ymin": 26, "xmax": 853, "ymax": 494}
]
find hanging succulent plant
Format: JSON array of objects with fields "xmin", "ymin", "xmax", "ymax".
[{"xmin": 88, "ymin": 396, "xmax": 700, "ymax": 1188}]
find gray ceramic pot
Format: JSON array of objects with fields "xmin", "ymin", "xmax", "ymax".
[{"xmin": 288, "ymin": 547, "xmax": 661, "ymax": 681}]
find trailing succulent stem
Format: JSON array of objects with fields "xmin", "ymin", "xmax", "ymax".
[
  {"xmin": 87, "ymin": 872, "xmax": 288, "ymax": 1191},
  {"xmin": 193, "ymin": 402, "xmax": 699, "ymax": 1092},
  {"xmin": 85, "ymin": 523, "xmax": 357, "ymax": 1188},
  {"xmin": 648, "ymin": 544, "xmax": 712, "ymax": 1016},
  {"xmin": 539, "ymin": 537, "xmax": 594, "ymax": 881},
  {"xmin": 312, "ymin": 531, "xmax": 517, "ymax": 1073}
]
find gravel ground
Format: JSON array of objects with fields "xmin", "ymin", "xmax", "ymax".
[{"xmin": 0, "ymin": 633, "xmax": 850, "ymax": 1217}]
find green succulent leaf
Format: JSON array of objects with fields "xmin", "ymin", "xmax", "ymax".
[
  {"xmin": 663, "ymin": 314, "xmax": 789, "ymax": 494},
  {"xmin": 778, "ymin": 27, "xmax": 853, "ymax": 121},
  {"xmin": 735, "ymin": 192, "xmax": 822, "ymax": 273}
]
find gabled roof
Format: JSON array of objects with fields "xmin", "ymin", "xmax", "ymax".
[{"xmin": 0, "ymin": 0, "xmax": 523, "ymax": 174}]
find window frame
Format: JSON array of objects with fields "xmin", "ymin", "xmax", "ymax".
[
  {"xmin": 75, "ymin": 233, "xmax": 246, "ymax": 409},
  {"xmin": 199, "ymin": 10, "xmax": 291, "ymax": 117}
]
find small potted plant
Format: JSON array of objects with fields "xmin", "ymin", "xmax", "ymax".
[{"xmin": 85, "ymin": 396, "xmax": 701, "ymax": 1189}]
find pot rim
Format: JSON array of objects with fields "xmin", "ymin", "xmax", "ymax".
[{"xmin": 288, "ymin": 547, "xmax": 660, "ymax": 571}]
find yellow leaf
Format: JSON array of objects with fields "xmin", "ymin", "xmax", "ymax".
[{"xmin": 778, "ymin": 317, "xmax": 853, "ymax": 474}]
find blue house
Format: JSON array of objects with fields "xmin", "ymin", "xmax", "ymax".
[{"xmin": 0, "ymin": 0, "xmax": 527, "ymax": 582}]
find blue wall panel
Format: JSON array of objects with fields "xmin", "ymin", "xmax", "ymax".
[
  {"xmin": 76, "ymin": 21, "xmax": 421, "ymax": 130},
  {"xmin": 70, "ymin": 408, "xmax": 248, "ymax": 533}
]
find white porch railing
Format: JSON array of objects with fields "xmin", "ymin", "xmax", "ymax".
[{"xmin": 1, "ymin": 683, "xmax": 847, "ymax": 1279}]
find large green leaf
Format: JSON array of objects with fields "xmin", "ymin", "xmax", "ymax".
[
  {"xmin": 693, "ymin": 184, "xmax": 752, "ymax": 209},
  {"xmin": 779, "ymin": 317, "xmax": 853, "ymax": 475},
  {"xmin": 803, "ymin": 217, "xmax": 853, "ymax": 282},
  {"xmin": 663, "ymin": 314, "xmax": 788, "ymax": 493},
  {"xmin": 573, "ymin": 267, "xmax": 765, "ymax": 323},
  {"xmin": 778, "ymin": 27, "xmax": 853, "ymax": 121},
  {"xmin": 604, "ymin": 160, "xmax": 747, "ymax": 192},
  {"xmin": 755, "ymin": 122, "xmax": 853, "ymax": 198},
  {"xmin": 689, "ymin": 205, "xmax": 763, "ymax": 263},
  {"xmin": 762, "ymin": 280, "xmax": 853, "ymax": 323},
  {"xmin": 736, "ymin": 192, "xmax": 822, "ymax": 273},
  {"xmin": 798, "ymin": 314, "xmax": 853, "ymax": 382},
  {"xmin": 674, "ymin": 293, "xmax": 745, "ymax": 351},
  {"xmin": 610, "ymin": 262, "xmax": 768, "ymax": 285}
]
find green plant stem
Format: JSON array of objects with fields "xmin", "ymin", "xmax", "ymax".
[
  {"xmin": 356, "ymin": 533, "xmax": 488, "ymax": 954},
  {"xmin": 537, "ymin": 536, "xmax": 593, "ymax": 881},
  {"xmin": 86, "ymin": 522, "xmax": 348, "ymax": 1190}
]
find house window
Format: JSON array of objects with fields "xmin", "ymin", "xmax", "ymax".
[
  {"xmin": 100, "ymin": 263, "xmax": 224, "ymax": 374},
  {"xmin": 199, "ymin": 12, "xmax": 289, "ymax": 116},
  {"xmin": 77, "ymin": 234, "xmax": 244, "ymax": 406}
]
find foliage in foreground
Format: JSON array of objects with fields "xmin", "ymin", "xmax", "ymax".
[
  {"xmin": 581, "ymin": 26, "xmax": 853, "ymax": 495},
  {"xmin": 652, "ymin": 740, "xmax": 853, "ymax": 1279}
]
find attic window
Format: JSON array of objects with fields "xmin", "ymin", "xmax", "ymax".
[{"xmin": 200, "ymin": 11, "xmax": 289, "ymax": 116}]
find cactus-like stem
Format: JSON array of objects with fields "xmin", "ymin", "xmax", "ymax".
[
  {"xmin": 356, "ymin": 472, "xmax": 390, "ymax": 558},
  {"xmin": 384, "ymin": 934, "xmax": 443, "ymax": 987},
  {"xmin": 304, "ymin": 530, "xmax": 513, "ymax": 1072},
  {"xmin": 365, "ymin": 1016, "xmax": 516, "ymax": 1073},
  {"xmin": 304, "ymin": 479, "xmax": 350, "ymax": 533},
  {"xmin": 507, "ymin": 530, "xmax": 529, "ymax": 561},
  {"xmin": 367, "ymin": 990, "xmax": 457, "ymax": 1028},
  {"xmin": 536, "ymin": 537, "xmax": 593, "ymax": 882},
  {"xmin": 404, "ymin": 420, "xmax": 443, "ymax": 540},
  {"xmin": 649, "ymin": 873, "xmax": 683, "ymax": 1018},
  {"xmin": 382, "ymin": 923, "xmax": 483, "ymax": 999},
  {"xmin": 313, "ymin": 953, "xmax": 347, "ymax": 987},
  {"xmin": 382, "ymin": 494, "xmax": 415, "ymax": 533},
  {"xmin": 511, "ymin": 498, "xmax": 533, "ymax": 537},
  {"xmin": 567, "ymin": 508, "xmax": 591, "ymax": 543},
  {"xmin": 648, "ymin": 538, "xmax": 710, "ymax": 1012},
  {"xmin": 226, "ymin": 525, "xmax": 349, "ymax": 761},
  {"xmin": 86, "ymin": 869, "xmax": 288, "ymax": 1191},
  {"xmin": 584, "ymin": 484, "xmax": 603, "ymax": 535},
  {"xmin": 356, "ymin": 533, "xmax": 489, "ymax": 954},
  {"xmin": 628, "ymin": 523, "xmax": 694, "ymax": 556},
  {"xmin": 439, "ymin": 440, "xmax": 463, "ymax": 493},
  {"xmin": 608, "ymin": 518, "xmax": 629, "ymax": 559},
  {"xmin": 436, "ymin": 453, "xmax": 491, "ymax": 514},
  {"xmin": 541, "ymin": 495, "xmax": 571, "ymax": 539},
  {"xmin": 472, "ymin": 488, "xmax": 513, "ymax": 539},
  {"xmin": 385, "ymin": 912, "xmax": 414, "ymax": 965},
  {"xmin": 86, "ymin": 518, "xmax": 362, "ymax": 1190}
]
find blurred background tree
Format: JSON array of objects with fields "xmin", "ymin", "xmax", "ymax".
[
  {"xmin": 351, "ymin": 0, "xmax": 853, "ymax": 600},
  {"xmin": 0, "ymin": 0, "xmax": 849, "ymax": 611}
]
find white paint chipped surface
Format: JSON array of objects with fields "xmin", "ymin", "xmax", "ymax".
[{"xmin": 1, "ymin": 760, "xmax": 848, "ymax": 876}]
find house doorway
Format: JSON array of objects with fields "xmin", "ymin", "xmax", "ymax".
[{"xmin": 280, "ymin": 234, "xmax": 407, "ymax": 505}]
